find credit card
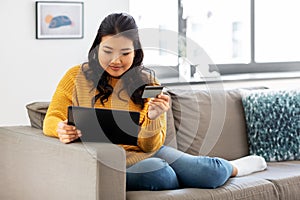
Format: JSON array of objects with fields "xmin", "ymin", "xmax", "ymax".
[{"xmin": 141, "ymin": 86, "xmax": 164, "ymax": 98}]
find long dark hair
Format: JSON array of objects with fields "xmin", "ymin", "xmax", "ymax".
[{"xmin": 82, "ymin": 13, "xmax": 155, "ymax": 108}]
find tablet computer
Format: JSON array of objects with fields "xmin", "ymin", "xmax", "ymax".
[{"xmin": 68, "ymin": 106, "xmax": 140, "ymax": 145}]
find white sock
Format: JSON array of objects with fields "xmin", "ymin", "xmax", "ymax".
[{"xmin": 230, "ymin": 155, "xmax": 267, "ymax": 177}]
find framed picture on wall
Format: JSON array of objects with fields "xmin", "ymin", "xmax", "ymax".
[{"xmin": 36, "ymin": 1, "xmax": 84, "ymax": 39}]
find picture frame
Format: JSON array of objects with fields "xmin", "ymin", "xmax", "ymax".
[{"xmin": 35, "ymin": 1, "xmax": 84, "ymax": 39}]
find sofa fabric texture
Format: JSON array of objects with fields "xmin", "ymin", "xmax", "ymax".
[{"xmin": 2, "ymin": 87, "xmax": 298, "ymax": 200}]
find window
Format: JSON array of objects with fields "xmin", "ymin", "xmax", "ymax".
[
  {"xmin": 183, "ymin": 0, "xmax": 250, "ymax": 64},
  {"xmin": 255, "ymin": 0, "xmax": 300, "ymax": 62},
  {"xmin": 129, "ymin": 0, "xmax": 300, "ymax": 77},
  {"xmin": 129, "ymin": 0, "xmax": 178, "ymax": 66}
]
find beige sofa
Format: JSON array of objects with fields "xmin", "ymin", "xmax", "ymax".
[{"xmin": 1, "ymin": 88, "xmax": 299, "ymax": 200}]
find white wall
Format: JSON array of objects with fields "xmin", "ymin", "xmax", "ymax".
[{"xmin": 0, "ymin": 0, "xmax": 129, "ymax": 125}]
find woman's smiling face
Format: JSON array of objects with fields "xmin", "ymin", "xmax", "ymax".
[{"xmin": 98, "ymin": 35, "xmax": 135, "ymax": 77}]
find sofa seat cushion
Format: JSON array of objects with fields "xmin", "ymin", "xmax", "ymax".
[
  {"xmin": 250, "ymin": 161, "xmax": 300, "ymax": 200},
  {"xmin": 127, "ymin": 176, "xmax": 278, "ymax": 200}
]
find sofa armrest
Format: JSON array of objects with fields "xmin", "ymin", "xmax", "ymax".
[{"xmin": 0, "ymin": 126, "xmax": 126, "ymax": 200}]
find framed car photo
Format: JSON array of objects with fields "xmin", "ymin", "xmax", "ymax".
[{"xmin": 35, "ymin": 1, "xmax": 84, "ymax": 39}]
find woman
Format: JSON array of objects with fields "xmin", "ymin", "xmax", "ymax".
[{"xmin": 43, "ymin": 13, "xmax": 267, "ymax": 191}]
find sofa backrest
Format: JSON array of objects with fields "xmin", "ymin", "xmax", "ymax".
[
  {"xmin": 166, "ymin": 88, "xmax": 265, "ymax": 160},
  {"xmin": 26, "ymin": 87, "xmax": 264, "ymax": 161}
]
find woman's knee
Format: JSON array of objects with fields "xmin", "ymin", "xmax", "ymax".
[
  {"xmin": 173, "ymin": 156, "xmax": 233, "ymax": 189},
  {"xmin": 126, "ymin": 157, "xmax": 180, "ymax": 191}
]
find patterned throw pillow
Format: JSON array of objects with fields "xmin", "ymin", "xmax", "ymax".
[{"xmin": 241, "ymin": 89, "xmax": 300, "ymax": 161}]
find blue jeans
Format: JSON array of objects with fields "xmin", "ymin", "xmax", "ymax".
[{"xmin": 126, "ymin": 146, "xmax": 233, "ymax": 191}]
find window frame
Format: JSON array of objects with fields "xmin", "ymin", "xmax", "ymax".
[{"xmin": 129, "ymin": 0, "xmax": 300, "ymax": 79}]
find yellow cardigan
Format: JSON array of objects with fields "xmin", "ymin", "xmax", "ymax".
[{"xmin": 43, "ymin": 65, "xmax": 166, "ymax": 167}]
